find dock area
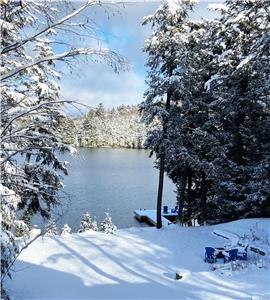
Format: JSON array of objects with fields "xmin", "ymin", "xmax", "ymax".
[{"xmin": 134, "ymin": 209, "xmax": 178, "ymax": 227}]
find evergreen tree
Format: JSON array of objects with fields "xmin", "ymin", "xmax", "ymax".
[
  {"xmin": 206, "ymin": 0, "xmax": 270, "ymax": 221},
  {"xmin": 78, "ymin": 212, "xmax": 98, "ymax": 233},
  {"xmin": 141, "ymin": 0, "xmax": 196, "ymax": 228},
  {"xmin": 61, "ymin": 224, "xmax": 71, "ymax": 236},
  {"xmin": 45, "ymin": 220, "xmax": 58, "ymax": 237},
  {"xmin": 164, "ymin": 18, "xmax": 220, "ymax": 225},
  {"xmin": 99, "ymin": 212, "xmax": 117, "ymax": 234},
  {"xmin": 143, "ymin": 0, "xmax": 269, "ymax": 225}
]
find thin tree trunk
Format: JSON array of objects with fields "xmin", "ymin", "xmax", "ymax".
[
  {"xmin": 187, "ymin": 175, "xmax": 192, "ymax": 226},
  {"xmin": 177, "ymin": 175, "xmax": 187, "ymax": 225},
  {"xmin": 201, "ymin": 173, "xmax": 207, "ymax": 224},
  {"xmin": 155, "ymin": 75, "xmax": 172, "ymax": 229},
  {"xmin": 156, "ymin": 153, "xmax": 165, "ymax": 228}
]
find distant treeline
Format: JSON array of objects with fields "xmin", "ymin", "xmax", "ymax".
[{"xmin": 58, "ymin": 104, "xmax": 148, "ymax": 149}]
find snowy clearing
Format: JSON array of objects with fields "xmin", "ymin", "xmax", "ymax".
[{"xmin": 5, "ymin": 219, "xmax": 270, "ymax": 300}]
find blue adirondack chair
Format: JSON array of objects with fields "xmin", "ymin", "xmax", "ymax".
[
  {"xmin": 163, "ymin": 206, "xmax": 168, "ymax": 214},
  {"xmin": 204, "ymin": 247, "xmax": 217, "ymax": 263},
  {"xmin": 237, "ymin": 245, "xmax": 248, "ymax": 261},
  {"xmin": 224, "ymin": 249, "xmax": 238, "ymax": 263}
]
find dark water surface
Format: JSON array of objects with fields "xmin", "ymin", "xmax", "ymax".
[{"xmin": 35, "ymin": 148, "xmax": 176, "ymax": 231}]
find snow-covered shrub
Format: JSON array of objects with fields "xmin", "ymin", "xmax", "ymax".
[
  {"xmin": 99, "ymin": 212, "xmax": 117, "ymax": 234},
  {"xmin": 248, "ymin": 223, "xmax": 270, "ymax": 246},
  {"xmin": 91, "ymin": 218, "xmax": 99, "ymax": 232},
  {"xmin": 14, "ymin": 220, "xmax": 30, "ymax": 238},
  {"xmin": 45, "ymin": 221, "xmax": 58, "ymax": 237},
  {"xmin": 78, "ymin": 212, "xmax": 98, "ymax": 233},
  {"xmin": 61, "ymin": 224, "xmax": 71, "ymax": 236},
  {"xmin": 240, "ymin": 224, "xmax": 270, "ymax": 268},
  {"xmin": 218, "ymin": 224, "xmax": 270, "ymax": 274}
]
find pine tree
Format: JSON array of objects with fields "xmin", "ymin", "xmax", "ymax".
[
  {"xmin": 141, "ymin": 0, "xmax": 197, "ymax": 228},
  {"xmin": 78, "ymin": 212, "xmax": 98, "ymax": 233},
  {"xmin": 45, "ymin": 220, "xmax": 58, "ymax": 237},
  {"xmin": 61, "ymin": 224, "xmax": 71, "ymax": 236},
  {"xmin": 141, "ymin": 0, "xmax": 269, "ymax": 226},
  {"xmin": 99, "ymin": 212, "xmax": 117, "ymax": 235},
  {"xmin": 163, "ymin": 17, "xmax": 220, "ymax": 225},
  {"xmin": 206, "ymin": 0, "xmax": 270, "ymax": 221},
  {"xmin": 91, "ymin": 218, "xmax": 99, "ymax": 232}
]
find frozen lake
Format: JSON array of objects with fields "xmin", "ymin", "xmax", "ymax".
[{"xmin": 35, "ymin": 148, "xmax": 176, "ymax": 231}]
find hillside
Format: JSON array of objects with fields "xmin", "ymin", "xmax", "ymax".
[{"xmin": 59, "ymin": 105, "xmax": 148, "ymax": 149}]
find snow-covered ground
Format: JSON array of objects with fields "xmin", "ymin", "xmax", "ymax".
[{"xmin": 5, "ymin": 219, "xmax": 270, "ymax": 300}]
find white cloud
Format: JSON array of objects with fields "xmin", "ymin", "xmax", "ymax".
[
  {"xmin": 58, "ymin": 1, "xmax": 219, "ymax": 115},
  {"xmin": 60, "ymin": 62, "xmax": 146, "ymax": 109}
]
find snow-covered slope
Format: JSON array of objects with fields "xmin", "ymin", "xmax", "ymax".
[{"xmin": 5, "ymin": 219, "xmax": 270, "ymax": 299}]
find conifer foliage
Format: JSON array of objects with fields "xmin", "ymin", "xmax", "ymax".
[
  {"xmin": 141, "ymin": 0, "xmax": 197, "ymax": 228},
  {"xmin": 142, "ymin": 0, "xmax": 270, "ymax": 226},
  {"xmin": 78, "ymin": 212, "xmax": 98, "ymax": 233},
  {"xmin": 99, "ymin": 212, "xmax": 117, "ymax": 235},
  {"xmin": 61, "ymin": 224, "xmax": 71, "ymax": 236},
  {"xmin": 45, "ymin": 221, "xmax": 58, "ymax": 237},
  {"xmin": 206, "ymin": 0, "xmax": 270, "ymax": 222}
]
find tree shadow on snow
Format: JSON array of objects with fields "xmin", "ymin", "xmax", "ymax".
[{"xmin": 6, "ymin": 258, "xmax": 265, "ymax": 299}]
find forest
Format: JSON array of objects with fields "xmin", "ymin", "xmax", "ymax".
[
  {"xmin": 1, "ymin": 0, "xmax": 269, "ymax": 299},
  {"xmin": 140, "ymin": 0, "xmax": 270, "ymax": 227},
  {"xmin": 59, "ymin": 104, "xmax": 148, "ymax": 148}
]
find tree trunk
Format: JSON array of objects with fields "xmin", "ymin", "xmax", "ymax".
[
  {"xmin": 201, "ymin": 173, "xmax": 207, "ymax": 224},
  {"xmin": 187, "ymin": 175, "xmax": 192, "ymax": 226},
  {"xmin": 156, "ymin": 153, "xmax": 165, "ymax": 228},
  {"xmin": 177, "ymin": 175, "xmax": 187, "ymax": 225},
  {"xmin": 155, "ymin": 76, "xmax": 172, "ymax": 229}
]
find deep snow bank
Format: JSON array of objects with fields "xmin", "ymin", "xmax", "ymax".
[{"xmin": 5, "ymin": 218, "xmax": 270, "ymax": 300}]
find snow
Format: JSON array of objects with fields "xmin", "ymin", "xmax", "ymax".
[
  {"xmin": 204, "ymin": 74, "xmax": 222, "ymax": 92},
  {"xmin": 208, "ymin": 3, "xmax": 229, "ymax": 13},
  {"xmin": 5, "ymin": 218, "xmax": 270, "ymax": 299},
  {"xmin": 213, "ymin": 229, "xmax": 239, "ymax": 247},
  {"xmin": 67, "ymin": 144, "xmax": 77, "ymax": 155},
  {"xmin": 236, "ymin": 54, "xmax": 255, "ymax": 70}
]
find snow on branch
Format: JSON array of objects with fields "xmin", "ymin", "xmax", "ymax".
[
  {"xmin": 1, "ymin": 48, "xmax": 128, "ymax": 81},
  {"xmin": 0, "ymin": 0, "xmax": 100, "ymax": 55},
  {"xmin": 204, "ymin": 74, "xmax": 227, "ymax": 92},
  {"xmin": 0, "ymin": 99, "xmax": 93, "ymax": 137},
  {"xmin": 236, "ymin": 53, "xmax": 256, "ymax": 71}
]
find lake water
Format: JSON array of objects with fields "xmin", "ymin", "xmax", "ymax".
[{"xmin": 36, "ymin": 148, "xmax": 176, "ymax": 231}]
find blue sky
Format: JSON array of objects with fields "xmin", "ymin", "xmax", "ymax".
[{"xmin": 59, "ymin": 1, "xmax": 220, "ymax": 113}]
